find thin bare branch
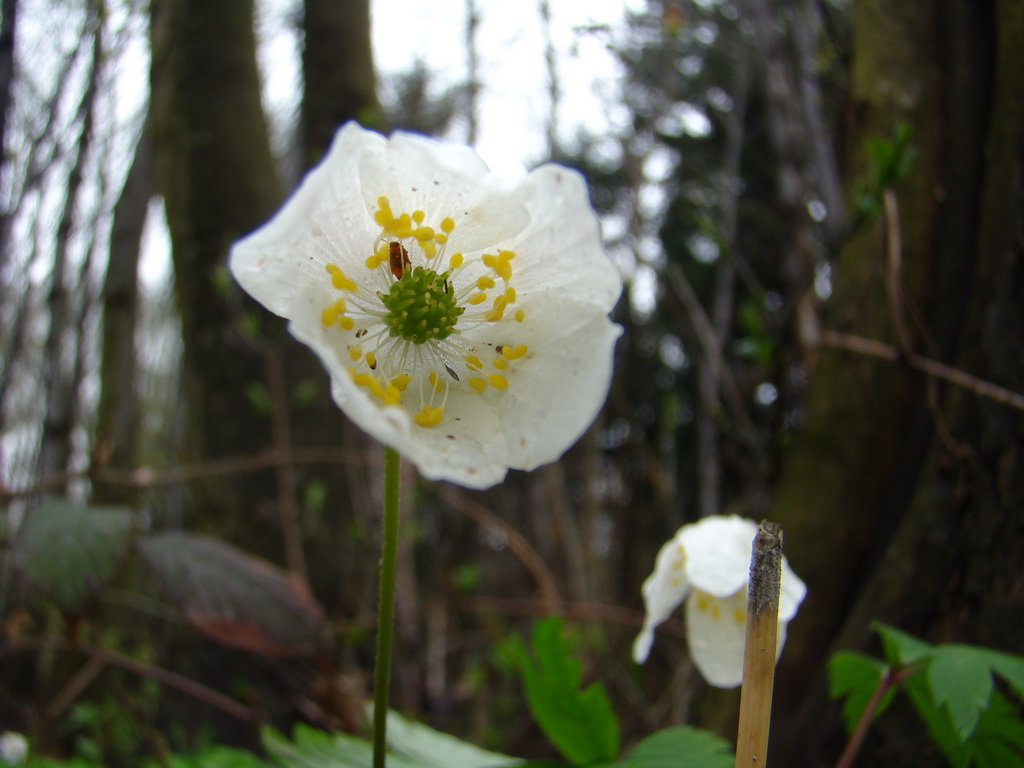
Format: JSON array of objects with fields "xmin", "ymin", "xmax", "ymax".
[{"xmin": 821, "ymin": 330, "xmax": 1024, "ymax": 413}]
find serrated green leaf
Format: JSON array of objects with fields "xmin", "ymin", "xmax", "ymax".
[
  {"xmin": 506, "ymin": 618, "xmax": 619, "ymax": 765},
  {"xmin": 875, "ymin": 622, "xmax": 933, "ymax": 665},
  {"xmin": 828, "ymin": 651, "xmax": 898, "ymax": 734},
  {"xmin": 13, "ymin": 500, "xmax": 134, "ymax": 614},
  {"xmin": 979, "ymin": 647, "xmax": 1024, "ymax": 702},
  {"xmin": 620, "ymin": 726, "xmax": 733, "ymax": 768},
  {"xmin": 927, "ymin": 647, "xmax": 994, "ymax": 741}
]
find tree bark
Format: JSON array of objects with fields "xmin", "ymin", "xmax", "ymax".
[
  {"xmin": 769, "ymin": 1, "xmax": 1021, "ymax": 765},
  {"xmin": 301, "ymin": 0, "xmax": 379, "ymax": 167},
  {"xmin": 149, "ymin": 0, "xmax": 282, "ymax": 531}
]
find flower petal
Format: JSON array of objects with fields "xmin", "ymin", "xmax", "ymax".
[
  {"xmin": 779, "ymin": 559, "xmax": 807, "ymax": 622},
  {"xmin": 685, "ymin": 589, "xmax": 750, "ymax": 688},
  {"xmin": 483, "ymin": 296, "xmax": 622, "ymax": 470},
  {"xmin": 507, "ymin": 166, "xmax": 622, "ymax": 309},
  {"xmin": 679, "ymin": 515, "xmax": 758, "ymax": 597},
  {"xmin": 633, "ymin": 534, "xmax": 691, "ymax": 663},
  {"xmin": 230, "ymin": 123, "xmax": 378, "ymax": 318}
]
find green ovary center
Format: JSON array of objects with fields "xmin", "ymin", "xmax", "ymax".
[{"xmin": 381, "ymin": 266, "xmax": 464, "ymax": 344}]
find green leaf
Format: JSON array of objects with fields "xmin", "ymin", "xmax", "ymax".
[
  {"xmin": 138, "ymin": 532, "xmax": 326, "ymax": 656},
  {"xmin": 875, "ymin": 622, "xmax": 933, "ymax": 666},
  {"xmin": 263, "ymin": 721, "xmax": 519, "ymax": 768},
  {"xmin": 620, "ymin": 726, "xmax": 733, "ymax": 768},
  {"xmin": 378, "ymin": 707, "xmax": 517, "ymax": 768},
  {"xmin": 12, "ymin": 499, "xmax": 134, "ymax": 614},
  {"xmin": 927, "ymin": 647, "xmax": 994, "ymax": 740},
  {"xmin": 828, "ymin": 651, "xmax": 898, "ymax": 734},
  {"xmin": 504, "ymin": 618, "xmax": 619, "ymax": 765}
]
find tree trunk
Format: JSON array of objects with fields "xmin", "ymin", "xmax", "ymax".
[
  {"xmin": 301, "ymin": 0, "xmax": 379, "ymax": 168},
  {"xmin": 769, "ymin": 1, "xmax": 1023, "ymax": 765},
  {"xmin": 149, "ymin": 0, "xmax": 282, "ymax": 534}
]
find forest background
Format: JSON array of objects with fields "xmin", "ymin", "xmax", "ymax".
[{"xmin": 1, "ymin": 0, "xmax": 1022, "ymax": 766}]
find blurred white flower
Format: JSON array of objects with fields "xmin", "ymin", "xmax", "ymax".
[
  {"xmin": 0, "ymin": 732, "xmax": 27, "ymax": 765},
  {"xmin": 231, "ymin": 123, "xmax": 621, "ymax": 489},
  {"xmin": 632, "ymin": 515, "xmax": 806, "ymax": 688}
]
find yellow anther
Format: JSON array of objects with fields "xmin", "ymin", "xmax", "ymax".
[
  {"xmin": 340, "ymin": 316, "xmax": 355, "ymax": 330},
  {"xmin": 465, "ymin": 355, "xmax": 483, "ymax": 370},
  {"xmin": 697, "ymin": 593, "xmax": 710, "ymax": 611},
  {"xmin": 435, "ymin": 233, "xmax": 448, "ymax": 245},
  {"xmin": 349, "ymin": 347, "xmax": 362, "ymax": 361},
  {"xmin": 469, "ymin": 377, "xmax": 487, "ymax": 393},
  {"xmin": 321, "ymin": 307, "xmax": 337, "ymax": 327},
  {"xmin": 482, "ymin": 253, "xmax": 499, "ymax": 270},
  {"xmin": 326, "ymin": 264, "xmax": 357, "ymax": 292},
  {"xmin": 734, "ymin": 609, "xmax": 746, "ymax": 625},
  {"xmin": 468, "ymin": 292, "xmax": 488, "ymax": 305},
  {"xmin": 365, "ymin": 351, "xmax": 376, "ymax": 369},
  {"xmin": 353, "ymin": 372, "xmax": 372, "ymax": 387},
  {"xmin": 492, "ymin": 295, "xmax": 507, "ymax": 311},
  {"xmin": 412, "ymin": 210, "xmax": 426, "ymax": 224},
  {"xmin": 374, "ymin": 209, "xmax": 392, "ymax": 227},
  {"xmin": 394, "ymin": 213, "xmax": 413, "ymax": 238},
  {"xmin": 413, "ymin": 226, "xmax": 435, "ymax": 242},
  {"xmin": 476, "ymin": 276, "xmax": 496, "ymax": 289},
  {"xmin": 515, "ymin": 309, "xmax": 525, "ymax": 322},
  {"xmin": 488, "ymin": 374, "xmax": 509, "ymax": 390},
  {"xmin": 502, "ymin": 344, "xmax": 528, "ymax": 360},
  {"xmin": 499, "ymin": 249, "xmax": 515, "ymax": 261},
  {"xmin": 504, "ymin": 287, "xmax": 517, "ymax": 304},
  {"xmin": 391, "ymin": 374, "xmax": 411, "ymax": 391},
  {"xmin": 440, "ymin": 217, "xmax": 455, "ymax": 233},
  {"xmin": 422, "ymin": 240, "xmax": 437, "ymax": 260},
  {"xmin": 415, "ymin": 405, "xmax": 444, "ymax": 427},
  {"xmin": 449, "ymin": 252, "xmax": 464, "ymax": 269},
  {"xmin": 428, "ymin": 372, "xmax": 445, "ymax": 392},
  {"xmin": 383, "ymin": 385, "xmax": 402, "ymax": 406},
  {"xmin": 365, "ymin": 254, "xmax": 381, "ymax": 269},
  {"xmin": 493, "ymin": 357, "xmax": 508, "ymax": 370},
  {"xmin": 368, "ymin": 377, "xmax": 385, "ymax": 399},
  {"xmin": 485, "ymin": 308, "xmax": 505, "ymax": 322}
]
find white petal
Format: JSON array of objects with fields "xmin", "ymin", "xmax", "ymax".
[
  {"xmin": 509, "ymin": 166, "xmax": 622, "ymax": 309},
  {"xmin": 633, "ymin": 534, "xmax": 691, "ymax": 663},
  {"xmin": 686, "ymin": 588, "xmax": 795, "ymax": 689},
  {"xmin": 482, "ymin": 297, "xmax": 622, "ymax": 470},
  {"xmin": 679, "ymin": 515, "xmax": 758, "ymax": 597},
  {"xmin": 779, "ymin": 559, "xmax": 807, "ymax": 622},
  {"xmin": 357, "ymin": 131, "xmax": 531, "ymax": 253},
  {"xmin": 685, "ymin": 589, "xmax": 749, "ymax": 688},
  {"xmin": 286, "ymin": 291, "xmax": 512, "ymax": 489},
  {"xmin": 230, "ymin": 123, "xmax": 379, "ymax": 318}
]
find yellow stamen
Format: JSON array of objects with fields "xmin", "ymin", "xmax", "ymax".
[
  {"xmin": 469, "ymin": 377, "xmax": 487, "ymax": 392},
  {"xmin": 415, "ymin": 405, "xmax": 444, "ymax": 427},
  {"xmin": 488, "ymin": 374, "xmax": 509, "ymax": 390}
]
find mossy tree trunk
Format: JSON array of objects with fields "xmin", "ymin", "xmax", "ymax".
[
  {"xmin": 149, "ymin": 0, "xmax": 282, "ymax": 537},
  {"xmin": 768, "ymin": 1, "xmax": 1023, "ymax": 765}
]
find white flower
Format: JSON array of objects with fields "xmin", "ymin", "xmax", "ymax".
[
  {"xmin": 0, "ymin": 732, "xmax": 27, "ymax": 765},
  {"xmin": 231, "ymin": 123, "xmax": 622, "ymax": 489},
  {"xmin": 632, "ymin": 515, "xmax": 807, "ymax": 688}
]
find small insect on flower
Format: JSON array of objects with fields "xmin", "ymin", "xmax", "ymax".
[{"xmin": 389, "ymin": 241, "xmax": 411, "ymax": 280}]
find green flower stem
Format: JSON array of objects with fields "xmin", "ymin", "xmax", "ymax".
[{"xmin": 372, "ymin": 446, "xmax": 402, "ymax": 768}]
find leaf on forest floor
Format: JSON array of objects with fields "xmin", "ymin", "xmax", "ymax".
[
  {"xmin": 11, "ymin": 499, "xmax": 134, "ymax": 614},
  {"xmin": 138, "ymin": 531, "xmax": 325, "ymax": 657}
]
